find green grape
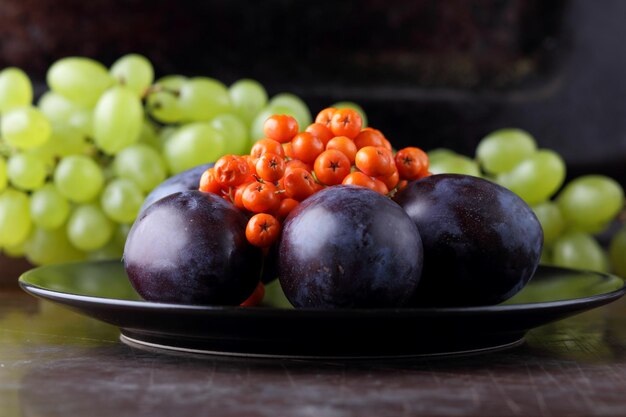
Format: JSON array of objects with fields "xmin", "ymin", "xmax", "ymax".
[
  {"xmin": 87, "ymin": 239, "xmax": 124, "ymax": 261},
  {"xmin": 160, "ymin": 125, "xmax": 178, "ymax": 142},
  {"xmin": 178, "ymin": 77, "xmax": 231, "ymax": 122},
  {"xmin": 7, "ymin": 153, "xmax": 47, "ymax": 190},
  {"xmin": 100, "ymin": 178, "xmax": 144, "ymax": 223},
  {"xmin": 540, "ymin": 247, "xmax": 552, "ymax": 265},
  {"xmin": 89, "ymin": 223, "xmax": 132, "ymax": 261},
  {"xmin": 210, "ymin": 113, "xmax": 249, "ymax": 154},
  {"xmin": 427, "ymin": 148, "xmax": 457, "ymax": 165},
  {"xmin": 45, "ymin": 124, "xmax": 90, "ymax": 157},
  {"xmin": 47, "ymin": 57, "xmax": 113, "ymax": 107},
  {"xmin": 24, "ymin": 226, "xmax": 86, "ymax": 265},
  {"xmin": 476, "ymin": 128, "xmax": 537, "ymax": 174},
  {"xmin": 0, "ymin": 189, "xmax": 32, "ymax": 247},
  {"xmin": 4, "ymin": 240, "xmax": 26, "ymax": 258},
  {"xmin": 113, "ymin": 143, "xmax": 167, "ymax": 192},
  {"xmin": 332, "ymin": 101, "xmax": 368, "ymax": 128},
  {"xmin": 1, "ymin": 106, "xmax": 52, "ymax": 149},
  {"xmin": 29, "ymin": 183, "xmax": 70, "ymax": 230},
  {"xmin": 66, "ymin": 204, "xmax": 113, "ymax": 251},
  {"xmin": 54, "ymin": 155, "xmax": 104, "ymax": 203},
  {"xmin": 68, "ymin": 108, "xmax": 93, "ymax": 137},
  {"xmin": 264, "ymin": 279, "xmax": 293, "ymax": 309},
  {"xmin": 0, "ymin": 67, "xmax": 33, "ymax": 112},
  {"xmin": 429, "ymin": 153, "xmax": 481, "ymax": 176},
  {"xmin": 37, "ymin": 91, "xmax": 80, "ymax": 123},
  {"xmin": 147, "ymin": 72, "xmax": 187, "ymax": 125},
  {"xmin": 137, "ymin": 121, "xmax": 165, "ymax": 151},
  {"xmin": 110, "ymin": 53, "xmax": 154, "ymax": 97},
  {"xmin": 229, "ymin": 79, "xmax": 268, "ymax": 125},
  {"xmin": 155, "ymin": 75, "xmax": 186, "ymax": 90},
  {"xmin": 497, "ymin": 149, "xmax": 565, "ymax": 205},
  {"xmin": 609, "ymin": 227, "xmax": 626, "ymax": 278},
  {"xmin": 269, "ymin": 93, "xmax": 312, "ymax": 130},
  {"xmin": 93, "ymin": 86, "xmax": 143, "ymax": 154},
  {"xmin": 557, "ymin": 175, "xmax": 624, "ymax": 231},
  {"xmin": 552, "ymin": 232, "xmax": 609, "ymax": 273},
  {"xmin": 163, "ymin": 123, "xmax": 225, "ymax": 174},
  {"xmin": 250, "ymin": 104, "xmax": 296, "ymax": 144},
  {"xmin": 532, "ymin": 201, "xmax": 565, "ymax": 245},
  {"xmin": 146, "ymin": 91, "xmax": 183, "ymax": 123},
  {"xmin": 25, "ymin": 145, "xmax": 56, "ymax": 172},
  {"xmin": 0, "ymin": 157, "xmax": 7, "ymax": 192}
]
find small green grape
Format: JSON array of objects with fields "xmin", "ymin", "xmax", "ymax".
[
  {"xmin": 93, "ymin": 86, "xmax": 143, "ymax": 154},
  {"xmin": 497, "ymin": 149, "xmax": 565, "ymax": 205},
  {"xmin": 100, "ymin": 178, "xmax": 145, "ymax": 223},
  {"xmin": 532, "ymin": 201, "xmax": 565, "ymax": 246},
  {"xmin": 0, "ymin": 67, "xmax": 33, "ymax": 112},
  {"xmin": 557, "ymin": 175, "xmax": 624, "ymax": 231},
  {"xmin": 211, "ymin": 113, "xmax": 249, "ymax": 155},
  {"xmin": 66, "ymin": 204, "xmax": 113, "ymax": 251},
  {"xmin": 24, "ymin": 227, "xmax": 86, "ymax": 266},
  {"xmin": 113, "ymin": 143, "xmax": 167, "ymax": 192},
  {"xmin": 229, "ymin": 79, "xmax": 268, "ymax": 125},
  {"xmin": 47, "ymin": 57, "xmax": 113, "ymax": 107},
  {"xmin": 1, "ymin": 106, "xmax": 52, "ymax": 150},
  {"xmin": 54, "ymin": 155, "xmax": 104, "ymax": 203},
  {"xmin": 30, "ymin": 183, "xmax": 71, "ymax": 230},
  {"xmin": 0, "ymin": 189, "xmax": 32, "ymax": 247},
  {"xmin": 110, "ymin": 53, "xmax": 154, "ymax": 97},
  {"xmin": 552, "ymin": 232, "xmax": 609, "ymax": 273},
  {"xmin": 429, "ymin": 153, "xmax": 481, "ymax": 177},
  {"xmin": 163, "ymin": 123, "xmax": 225, "ymax": 174},
  {"xmin": 7, "ymin": 153, "xmax": 47, "ymax": 191},
  {"xmin": 476, "ymin": 128, "xmax": 537, "ymax": 174},
  {"xmin": 609, "ymin": 227, "xmax": 626, "ymax": 278},
  {"xmin": 178, "ymin": 77, "xmax": 231, "ymax": 122}
]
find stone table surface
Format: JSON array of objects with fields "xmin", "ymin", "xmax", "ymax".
[{"xmin": 2, "ymin": 287, "xmax": 626, "ymax": 417}]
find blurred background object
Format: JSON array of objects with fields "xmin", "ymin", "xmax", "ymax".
[{"xmin": 0, "ymin": 0, "xmax": 623, "ymax": 184}]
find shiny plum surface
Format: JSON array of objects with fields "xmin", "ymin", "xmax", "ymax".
[
  {"xmin": 394, "ymin": 174, "xmax": 543, "ymax": 306},
  {"xmin": 124, "ymin": 190, "xmax": 262, "ymax": 305},
  {"xmin": 279, "ymin": 185, "xmax": 423, "ymax": 308}
]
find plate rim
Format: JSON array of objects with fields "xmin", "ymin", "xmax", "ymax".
[{"xmin": 18, "ymin": 261, "xmax": 626, "ymax": 317}]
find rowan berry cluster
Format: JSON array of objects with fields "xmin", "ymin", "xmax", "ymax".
[{"xmin": 199, "ymin": 107, "xmax": 430, "ymax": 249}]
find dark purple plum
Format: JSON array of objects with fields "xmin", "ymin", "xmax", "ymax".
[
  {"xmin": 139, "ymin": 163, "xmax": 213, "ymax": 215},
  {"xmin": 279, "ymin": 185, "xmax": 423, "ymax": 308},
  {"xmin": 124, "ymin": 190, "xmax": 262, "ymax": 305},
  {"xmin": 394, "ymin": 174, "xmax": 543, "ymax": 307}
]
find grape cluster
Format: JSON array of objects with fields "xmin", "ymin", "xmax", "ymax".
[
  {"xmin": 0, "ymin": 55, "xmax": 314, "ymax": 265},
  {"xmin": 428, "ymin": 128, "xmax": 625, "ymax": 276}
]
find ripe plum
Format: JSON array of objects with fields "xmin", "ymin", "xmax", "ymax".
[
  {"xmin": 279, "ymin": 185, "xmax": 423, "ymax": 308},
  {"xmin": 124, "ymin": 190, "xmax": 262, "ymax": 305},
  {"xmin": 394, "ymin": 174, "xmax": 543, "ymax": 306}
]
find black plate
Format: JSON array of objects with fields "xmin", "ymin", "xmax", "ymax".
[{"xmin": 18, "ymin": 260, "xmax": 626, "ymax": 358}]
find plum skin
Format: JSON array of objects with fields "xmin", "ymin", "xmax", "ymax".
[
  {"xmin": 279, "ymin": 185, "xmax": 423, "ymax": 308},
  {"xmin": 124, "ymin": 190, "xmax": 262, "ymax": 305},
  {"xmin": 394, "ymin": 174, "xmax": 543, "ymax": 307}
]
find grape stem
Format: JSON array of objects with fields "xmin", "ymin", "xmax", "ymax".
[{"xmin": 142, "ymin": 84, "xmax": 180, "ymax": 99}]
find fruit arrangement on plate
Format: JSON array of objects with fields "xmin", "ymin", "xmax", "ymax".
[{"xmin": 124, "ymin": 109, "xmax": 545, "ymax": 308}]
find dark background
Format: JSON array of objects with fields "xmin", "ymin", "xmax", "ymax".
[{"xmin": 0, "ymin": 0, "xmax": 624, "ymax": 184}]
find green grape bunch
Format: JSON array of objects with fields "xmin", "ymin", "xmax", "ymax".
[
  {"xmin": 0, "ymin": 55, "xmax": 314, "ymax": 266},
  {"xmin": 428, "ymin": 128, "xmax": 626, "ymax": 277}
]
